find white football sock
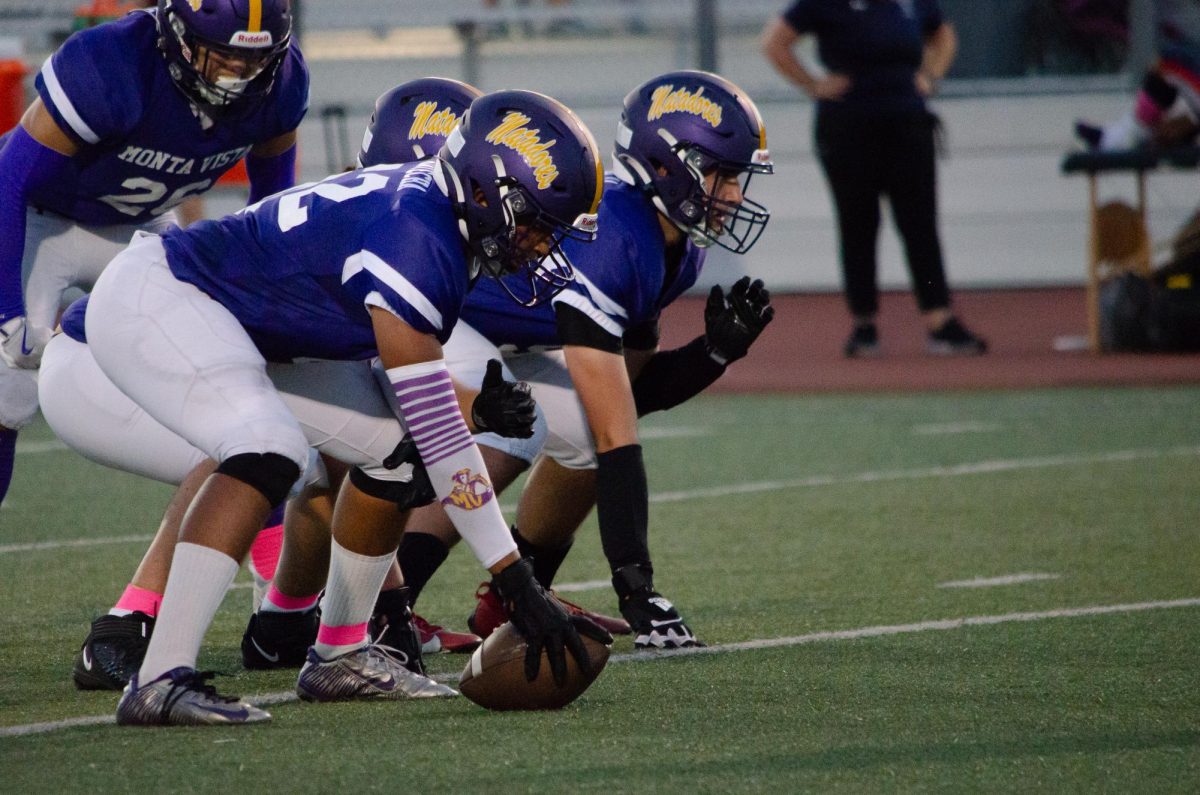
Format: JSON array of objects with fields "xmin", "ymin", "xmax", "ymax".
[
  {"xmin": 314, "ymin": 540, "xmax": 393, "ymax": 658},
  {"xmin": 138, "ymin": 542, "xmax": 239, "ymax": 682}
]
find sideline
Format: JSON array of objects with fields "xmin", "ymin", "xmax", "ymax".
[
  {"xmin": 4, "ymin": 596, "xmax": 1198, "ymax": 738},
  {"xmin": 6, "ymin": 444, "xmax": 1199, "ymax": 555}
]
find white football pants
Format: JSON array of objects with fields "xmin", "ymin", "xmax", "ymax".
[{"xmin": 0, "ymin": 208, "xmax": 175, "ymax": 428}]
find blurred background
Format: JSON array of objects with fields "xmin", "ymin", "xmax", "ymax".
[{"xmin": 0, "ymin": 0, "xmax": 1191, "ymax": 294}]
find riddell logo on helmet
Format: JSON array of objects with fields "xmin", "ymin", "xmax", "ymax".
[
  {"xmin": 647, "ymin": 85, "xmax": 723, "ymax": 128},
  {"xmin": 409, "ymin": 102, "xmax": 462, "ymax": 141},
  {"xmin": 485, "ymin": 112, "xmax": 559, "ymax": 190},
  {"xmin": 230, "ymin": 31, "xmax": 274, "ymax": 47}
]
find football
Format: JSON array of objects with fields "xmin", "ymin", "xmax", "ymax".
[{"xmin": 459, "ymin": 622, "xmax": 611, "ymax": 711}]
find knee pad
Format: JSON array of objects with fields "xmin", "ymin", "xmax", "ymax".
[
  {"xmin": 349, "ymin": 465, "xmax": 436, "ymax": 511},
  {"xmin": 0, "ymin": 366, "xmax": 39, "ymax": 429},
  {"xmin": 216, "ymin": 452, "xmax": 301, "ymax": 506}
]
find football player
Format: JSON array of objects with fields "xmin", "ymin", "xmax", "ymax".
[
  {"xmin": 0, "ymin": 0, "xmax": 307, "ymax": 506},
  {"xmin": 49, "ymin": 77, "xmax": 486, "ymax": 693},
  {"xmin": 395, "ymin": 71, "xmax": 775, "ymax": 650},
  {"xmin": 77, "ymin": 88, "xmax": 607, "ymax": 726}
]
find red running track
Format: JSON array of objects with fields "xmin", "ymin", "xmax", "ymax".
[{"xmin": 657, "ymin": 287, "xmax": 1200, "ymax": 394}]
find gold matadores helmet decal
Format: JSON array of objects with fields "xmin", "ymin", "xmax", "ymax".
[
  {"xmin": 409, "ymin": 102, "xmax": 463, "ymax": 141},
  {"xmin": 647, "ymin": 85, "xmax": 723, "ymax": 128},
  {"xmin": 485, "ymin": 112, "xmax": 559, "ymax": 190}
]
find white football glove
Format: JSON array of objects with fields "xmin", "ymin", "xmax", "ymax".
[{"xmin": 0, "ymin": 315, "xmax": 52, "ymax": 369}]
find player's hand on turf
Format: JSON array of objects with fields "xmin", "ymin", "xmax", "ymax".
[
  {"xmin": 493, "ymin": 558, "xmax": 611, "ymax": 684},
  {"xmin": 703, "ymin": 276, "xmax": 774, "ymax": 365},
  {"xmin": 614, "ymin": 565, "xmax": 703, "ymax": 650},
  {"xmin": 0, "ymin": 315, "xmax": 51, "ymax": 369},
  {"xmin": 471, "ymin": 359, "xmax": 536, "ymax": 438}
]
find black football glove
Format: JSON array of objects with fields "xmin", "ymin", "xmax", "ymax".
[
  {"xmin": 703, "ymin": 276, "xmax": 774, "ymax": 365},
  {"xmin": 471, "ymin": 359, "xmax": 536, "ymax": 439},
  {"xmin": 613, "ymin": 563, "xmax": 703, "ymax": 650},
  {"xmin": 493, "ymin": 558, "xmax": 612, "ymax": 684}
]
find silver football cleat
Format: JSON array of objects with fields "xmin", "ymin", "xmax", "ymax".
[
  {"xmin": 295, "ymin": 643, "xmax": 458, "ymax": 702},
  {"xmin": 116, "ymin": 667, "xmax": 270, "ymax": 726}
]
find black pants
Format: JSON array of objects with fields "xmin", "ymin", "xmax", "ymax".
[{"xmin": 815, "ymin": 108, "xmax": 951, "ymax": 318}]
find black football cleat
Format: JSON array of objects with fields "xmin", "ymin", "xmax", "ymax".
[
  {"xmin": 73, "ymin": 611, "xmax": 155, "ymax": 691},
  {"xmin": 241, "ymin": 606, "xmax": 320, "ymax": 670},
  {"xmin": 370, "ymin": 587, "xmax": 427, "ymax": 675}
]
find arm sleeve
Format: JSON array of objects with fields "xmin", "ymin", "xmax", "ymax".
[
  {"xmin": 246, "ymin": 145, "xmax": 297, "ymax": 205},
  {"xmin": 0, "ymin": 127, "xmax": 76, "ymax": 321},
  {"xmin": 596, "ymin": 444, "xmax": 651, "ymax": 570},
  {"xmin": 622, "ymin": 318, "xmax": 661, "ymax": 351},
  {"xmin": 387, "ymin": 359, "xmax": 517, "ymax": 568},
  {"xmin": 631, "ymin": 335, "xmax": 726, "ymax": 416}
]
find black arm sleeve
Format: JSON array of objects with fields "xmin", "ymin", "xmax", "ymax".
[
  {"xmin": 631, "ymin": 335, "xmax": 726, "ymax": 416},
  {"xmin": 596, "ymin": 444, "xmax": 650, "ymax": 571},
  {"xmin": 554, "ymin": 302, "xmax": 622, "ymax": 354},
  {"xmin": 622, "ymin": 318, "xmax": 661, "ymax": 351}
]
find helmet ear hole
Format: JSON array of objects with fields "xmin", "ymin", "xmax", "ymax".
[{"xmin": 469, "ymin": 178, "xmax": 487, "ymax": 207}]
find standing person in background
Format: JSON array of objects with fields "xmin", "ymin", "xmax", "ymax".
[
  {"xmin": 0, "ymin": 0, "xmax": 308, "ymax": 506},
  {"xmin": 762, "ymin": 0, "xmax": 987, "ymax": 357}
]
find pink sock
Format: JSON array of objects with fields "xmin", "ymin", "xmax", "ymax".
[
  {"xmin": 1134, "ymin": 91, "xmax": 1166, "ymax": 127},
  {"xmin": 110, "ymin": 584, "xmax": 162, "ymax": 618},
  {"xmin": 314, "ymin": 622, "xmax": 370, "ymax": 658},
  {"xmin": 248, "ymin": 523, "xmax": 285, "ymax": 582},
  {"xmin": 261, "ymin": 583, "xmax": 320, "ymax": 614}
]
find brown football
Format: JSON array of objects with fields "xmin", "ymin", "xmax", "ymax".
[{"xmin": 459, "ymin": 622, "xmax": 611, "ymax": 711}]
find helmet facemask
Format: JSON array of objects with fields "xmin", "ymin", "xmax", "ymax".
[
  {"xmin": 665, "ymin": 134, "xmax": 773, "ymax": 255},
  {"xmin": 477, "ymin": 176, "xmax": 596, "ymax": 308},
  {"xmin": 161, "ymin": 4, "xmax": 289, "ymax": 114}
]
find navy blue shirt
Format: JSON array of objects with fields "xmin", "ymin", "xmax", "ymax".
[{"xmin": 782, "ymin": 0, "xmax": 944, "ymax": 116}]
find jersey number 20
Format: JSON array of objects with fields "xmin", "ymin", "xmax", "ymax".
[{"xmin": 98, "ymin": 177, "xmax": 212, "ymax": 217}]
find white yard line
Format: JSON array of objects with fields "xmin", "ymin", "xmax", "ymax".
[
  {"xmin": 0, "ymin": 535, "xmax": 153, "ymax": 554},
  {"xmin": 649, "ymin": 445, "xmax": 1200, "ymax": 504},
  {"xmin": 3, "ymin": 596, "xmax": 1197, "ymax": 738},
  {"xmin": 938, "ymin": 573, "xmax": 1061, "ymax": 589},
  {"xmin": 552, "ymin": 579, "xmax": 610, "ymax": 593},
  {"xmin": 911, "ymin": 422, "xmax": 1002, "ymax": 436},
  {"xmin": 7, "ymin": 444, "xmax": 1199, "ymax": 555},
  {"xmin": 638, "ymin": 426, "xmax": 710, "ymax": 440},
  {"xmin": 13, "ymin": 440, "xmax": 69, "ymax": 455}
]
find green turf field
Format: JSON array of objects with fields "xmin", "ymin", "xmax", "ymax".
[{"xmin": 2, "ymin": 385, "xmax": 1198, "ymax": 792}]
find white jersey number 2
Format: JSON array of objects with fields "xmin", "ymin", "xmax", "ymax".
[
  {"xmin": 276, "ymin": 173, "xmax": 389, "ymax": 233},
  {"xmin": 97, "ymin": 178, "xmax": 213, "ymax": 217}
]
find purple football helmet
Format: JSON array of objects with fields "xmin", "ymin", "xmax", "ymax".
[
  {"xmin": 436, "ymin": 90, "xmax": 603, "ymax": 307},
  {"xmin": 613, "ymin": 70, "xmax": 773, "ymax": 254},
  {"xmin": 357, "ymin": 78, "xmax": 483, "ymax": 168},
  {"xmin": 157, "ymin": 0, "xmax": 292, "ymax": 112}
]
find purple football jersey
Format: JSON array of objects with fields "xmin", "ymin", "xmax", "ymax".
[
  {"xmin": 162, "ymin": 161, "xmax": 469, "ymax": 362},
  {"xmin": 461, "ymin": 176, "xmax": 705, "ymax": 349},
  {"xmin": 30, "ymin": 9, "xmax": 308, "ymax": 225}
]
